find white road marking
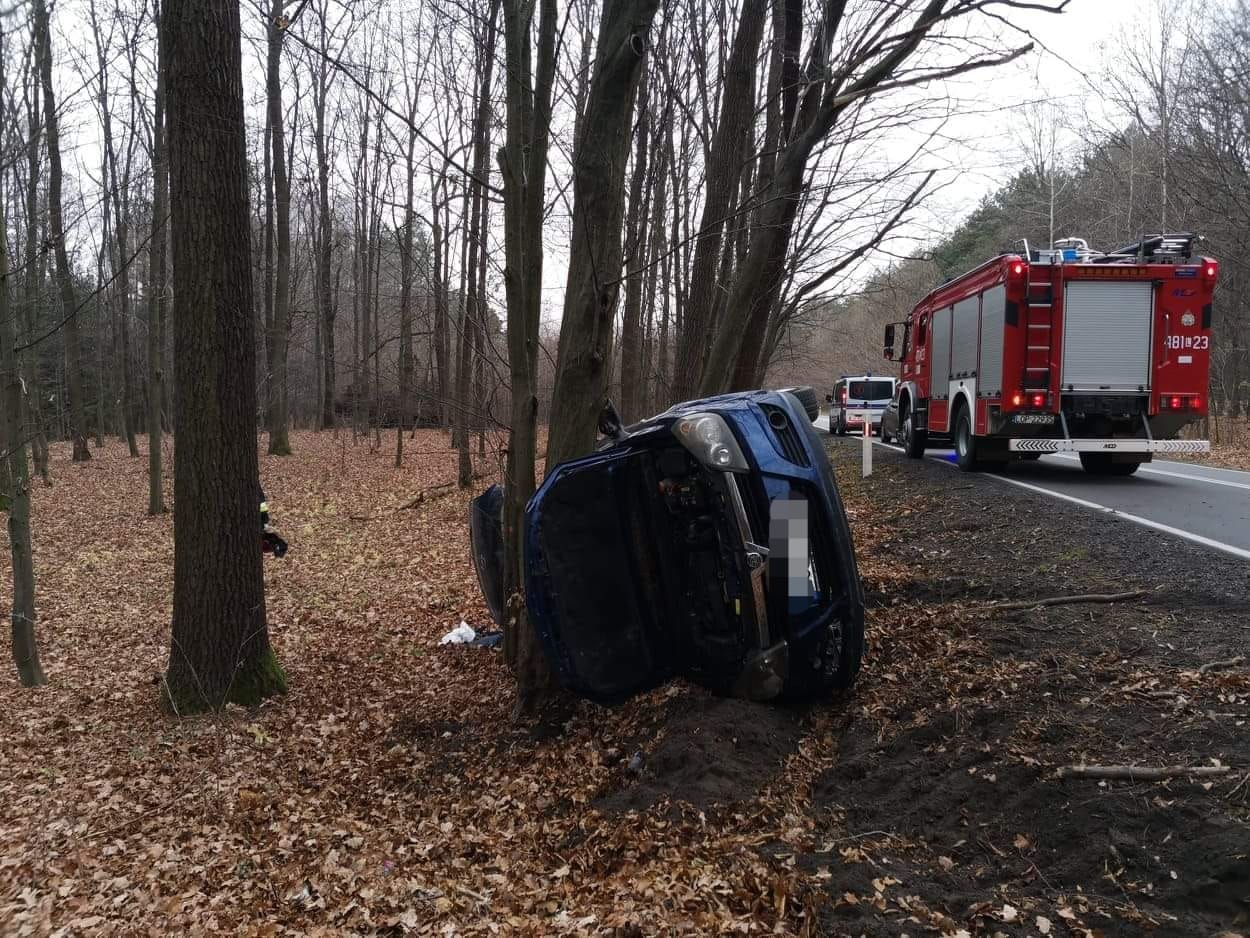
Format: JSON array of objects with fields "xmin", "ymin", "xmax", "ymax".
[
  {"xmin": 987, "ymin": 474, "xmax": 1250, "ymax": 562},
  {"xmin": 844, "ymin": 436, "xmax": 1250, "ymax": 561},
  {"xmin": 1049, "ymin": 453, "xmax": 1250, "ymax": 490}
]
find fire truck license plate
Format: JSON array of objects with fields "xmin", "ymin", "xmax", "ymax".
[{"xmin": 1011, "ymin": 414, "xmax": 1055, "ymax": 425}]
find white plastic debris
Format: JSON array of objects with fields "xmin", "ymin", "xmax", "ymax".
[{"xmin": 439, "ymin": 621, "xmax": 476, "ymax": 645}]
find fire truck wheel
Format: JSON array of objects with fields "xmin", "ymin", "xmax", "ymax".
[
  {"xmin": 954, "ymin": 409, "xmax": 981, "ymax": 471},
  {"xmin": 902, "ymin": 407, "xmax": 926, "ymax": 458},
  {"xmin": 1079, "ymin": 453, "xmax": 1141, "ymax": 476}
]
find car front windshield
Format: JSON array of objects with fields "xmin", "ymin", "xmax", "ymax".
[{"xmin": 849, "ymin": 380, "xmax": 893, "ymax": 401}]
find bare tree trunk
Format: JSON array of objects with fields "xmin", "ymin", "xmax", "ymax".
[
  {"xmin": 498, "ymin": 0, "xmax": 559, "ymax": 714},
  {"xmin": 456, "ymin": 0, "xmax": 500, "ymax": 487},
  {"xmin": 669, "ymin": 0, "xmax": 767, "ymax": 402},
  {"xmin": 266, "ymin": 0, "xmax": 293, "ymax": 455},
  {"xmin": 163, "ymin": 0, "xmax": 286, "ymax": 712},
  {"xmin": 148, "ymin": 11, "xmax": 169, "ymax": 514},
  {"xmin": 21, "ymin": 56, "xmax": 50, "ymax": 482},
  {"xmin": 545, "ymin": 0, "xmax": 662, "ymax": 470},
  {"xmin": 617, "ymin": 64, "xmax": 650, "ymax": 423},
  {"xmin": 313, "ymin": 15, "xmax": 335, "ymax": 430},
  {"xmin": 396, "ymin": 88, "xmax": 418, "ymax": 467},
  {"xmin": 89, "ymin": 0, "xmax": 141, "ymax": 458},
  {"xmin": 1, "ymin": 169, "xmax": 47, "ymax": 688},
  {"xmin": 32, "ymin": 0, "xmax": 90, "ymax": 461}
]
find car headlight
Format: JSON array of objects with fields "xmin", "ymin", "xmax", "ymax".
[{"xmin": 671, "ymin": 413, "xmax": 749, "ymax": 471}]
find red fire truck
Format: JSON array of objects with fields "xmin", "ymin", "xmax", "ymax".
[{"xmin": 881, "ymin": 234, "xmax": 1216, "ymax": 475}]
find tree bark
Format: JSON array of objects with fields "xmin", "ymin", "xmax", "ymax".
[
  {"xmin": 617, "ymin": 64, "xmax": 650, "ymax": 423},
  {"xmin": 32, "ymin": 0, "xmax": 91, "ymax": 461},
  {"xmin": 148, "ymin": 10, "xmax": 169, "ymax": 514},
  {"xmin": 313, "ymin": 14, "xmax": 335, "ymax": 430},
  {"xmin": 2, "ymin": 173, "xmax": 48, "ymax": 688},
  {"xmin": 545, "ymin": 0, "xmax": 662, "ymax": 470},
  {"xmin": 266, "ymin": 0, "xmax": 293, "ymax": 455},
  {"xmin": 668, "ymin": 0, "xmax": 767, "ymax": 403},
  {"xmin": 163, "ymin": 0, "xmax": 286, "ymax": 712},
  {"xmin": 498, "ymin": 0, "xmax": 559, "ymax": 714},
  {"xmin": 456, "ymin": 0, "xmax": 500, "ymax": 488},
  {"xmin": 21, "ymin": 52, "xmax": 50, "ymax": 482}
]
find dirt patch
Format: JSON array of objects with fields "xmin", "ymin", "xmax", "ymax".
[
  {"xmin": 596, "ymin": 694, "xmax": 806, "ymax": 814},
  {"xmin": 804, "ymin": 440, "xmax": 1250, "ymax": 936}
]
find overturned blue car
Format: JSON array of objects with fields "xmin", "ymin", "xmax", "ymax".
[{"xmin": 470, "ymin": 387, "xmax": 865, "ymax": 705}]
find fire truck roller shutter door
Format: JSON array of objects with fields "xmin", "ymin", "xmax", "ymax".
[
  {"xmin": 979, "ymin": 284, "xmax": 1005, "ymax": 397},
  {"xmin": 932, "ymin": 306, "xmax": 953, "ymax": 396},
  {"xmin": 951, "ymin": 295, "xmax": 979, "ymax": 379},
  {"xmin": 1061, "ymin": 281, "xmax": 1153, "ymax": 391}
]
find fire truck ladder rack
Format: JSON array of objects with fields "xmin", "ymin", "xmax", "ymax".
[{"xmin": 1023, "ymin": 272, "xmax": 1055, "ymax": 390}]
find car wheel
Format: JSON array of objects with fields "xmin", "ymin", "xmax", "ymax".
[
  {"xmin": 1080, "ymin": 453, "xmax": 1141, "ymax": 476},
  {"xmin": 902, "ymin": 406, "xmax": 927, "ymax": 459},
  {"xmin": 779, "ymin": 386, "xmax": 821, "ymax": 422},
  {"xmin": 783, "ymin": 604, "xmax": 865, "ymax": 700},
  {"xmin": 954, "ymin": 409, "xmax": 980, "ymax": 472}
]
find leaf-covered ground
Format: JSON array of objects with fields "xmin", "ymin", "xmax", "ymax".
[{"xmin": 2, "ymin": 430, "xmax": 1247, "ymax": 936}]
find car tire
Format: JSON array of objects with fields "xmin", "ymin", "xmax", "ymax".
[
  {"xmin": 902, "ymin": 405, "xmax": 927, "ymax": 458},
  {"xmin": 954, "ymin": 409, "xmax": 980, "ymax": 472},
  {"xmin": 1080, "ymin": 453, "xmax": 1141, "ymax": 476},
  {"xmin": 783, "ymin": 605, "xmax": 865, "ymax": 701},
  {"xmin": 780, "ymin": 386, "xmax": 821, "ymax": 423}
]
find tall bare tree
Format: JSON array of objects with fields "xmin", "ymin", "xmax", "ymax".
[
  {"xmin": 545, "ymin": 0, "xmax": 662, "ymax": 469},
  {"xmin": 147, "ymin": 0, "xmax": 169, "ymax": 514},
  {"xmin": 32, "ymin": 0, "xmax": 91, "ymax": 461},
  {"xmin": 2, "ymin": 88, "xmax": 47, "ymax": 686},
  {"xmin": 162, "ymin": 0, "xmax": 286, "ymax": 711},
  {"xmin": 498, "ymin": 0, "xmax": 558, "ymax": 712}
]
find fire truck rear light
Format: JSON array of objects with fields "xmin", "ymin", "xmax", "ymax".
[
  {"xmin": 1205, "ymin": 264, "xmax": 1217, "ymax": 278},
  {"xmin": 1012, "ymin": 263, "xmax": 1024, "ymax": 275},
  {"xmin": 1011, "ymin": 393, "xmax": 1022, "ymax": 407},
  {"xmin": 1191, "ymin": 395, "xmax": 1202, "ymax": 409},
  {"xmin": 1030, "ymin": 393, "xmax": 1045, "ymax": 408},
  {"xmin": 1169, "ymin": 395, "xmax": 1182, "ymax": 410}
]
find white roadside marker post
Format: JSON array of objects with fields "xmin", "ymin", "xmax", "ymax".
[{"xmin": 863, "ymin": 418, "xmax": 872, "ymax": 477}]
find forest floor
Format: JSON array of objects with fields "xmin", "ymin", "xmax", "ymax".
[
  {"xmin": 1, "ymin": 430, "xmax": 1248, "ymax": 937},
  {"xmin": 1179, "ymin": 416, "xmax": 1250, "ymax": 470}
]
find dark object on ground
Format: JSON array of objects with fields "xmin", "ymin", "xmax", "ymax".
[
  {"xmin": 469, "ymin": 387, "xmax": 865, "ymax": 705},
  {"xmin": 262, "ymin": 530, "xmax": 288, "ymax": 558},
  {"xmin": 597, "ymin": 695, "xmax": 804, "ymax": 813},
  {"xmin": 259, "ymin": 489, "xmax": 288, "ymax": 558},
  {"xmin": 470, "ymin": 630, "xmax": 503, "ymax": 649}
]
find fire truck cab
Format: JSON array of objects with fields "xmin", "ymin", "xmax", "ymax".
[{"xmin": 883, "ymin": 234, "xmax": 1215, "ymax": 475}]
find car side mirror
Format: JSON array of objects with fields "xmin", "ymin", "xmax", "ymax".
[
  {"xmin": 883, "ymin": 324, "xmax": 896, "ymax": 360},
  {"xmin": 825, "ymin": 393, "xmax": 833, "ymax": 404}
]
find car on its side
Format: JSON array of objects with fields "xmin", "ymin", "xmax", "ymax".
[
  {"xmin": 827, "ymin": 375, "xmax": 897, "ymax": 437},
  {"xmin": 469, "ymin": 387, "xmax": 865, "ymax": 705}
]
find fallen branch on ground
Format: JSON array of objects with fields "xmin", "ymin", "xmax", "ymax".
[
  {"xmin": 992, "ymin": 590, "xmax": 1145, "ymax": 612},
  {"xmin": 1198, "ymin": 656, "xmax": 1245, "ymax": 674},
  {"xmin": 1058, "ymin": 764, "xmax": 1231, "ymax": 781},
  {"xmin": 399, "ymin": 472, "xmax": 488, "ymax": 510}
]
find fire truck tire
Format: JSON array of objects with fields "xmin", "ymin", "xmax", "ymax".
[
  {"xmin": 902, "ymin": 406, "xmax": 926, "ymax": 458},
  {"xmin": 954, "ymin": 409, "xmax": 981, "ymax": 472},
  {"xmin": 1079, "ymin": 453, "xmax": 1141, "ymax": 476}
]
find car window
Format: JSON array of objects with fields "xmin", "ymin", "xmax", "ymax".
[
  {"xmin": 849, "ymin": 380, "xmax": 894, "ymax": 400},
  {"xmin": 917, "ymin": 315, "xmax": 928, "ymax": 345}
]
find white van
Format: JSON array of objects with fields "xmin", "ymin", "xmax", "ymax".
[{"xmin": 828, "ymin": 375, "xmax": 897, "ymax": 436}]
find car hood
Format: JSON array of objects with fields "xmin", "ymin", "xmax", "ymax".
[{"xmin": 524, "ymin": 448, "xmax": 674, "ymax": 703}]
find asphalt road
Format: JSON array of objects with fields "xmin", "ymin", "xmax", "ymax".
[{"xmin": 816, "ymin": 415, "xmax": 1250, "ymax": 561}]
